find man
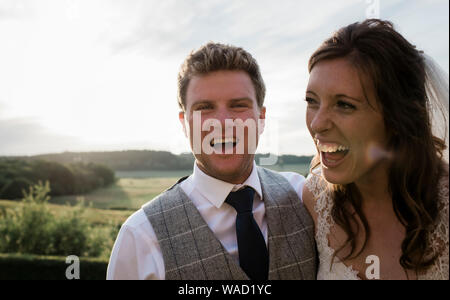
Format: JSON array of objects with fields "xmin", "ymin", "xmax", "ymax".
[{"xmin": 107, "ymin": 43, "xmax": 316, "ymax": 280}]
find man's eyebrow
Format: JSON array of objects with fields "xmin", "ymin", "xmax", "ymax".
[
  {"xmin": 230, "ymin": 98, "xmax": 252, "ymax": 103},
  {"xmin": 191, "ymin": 100, "xmax": 213, "ymax": 106}
]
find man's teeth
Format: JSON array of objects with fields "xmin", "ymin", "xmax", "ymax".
[
  {"xmin": 210, "ymin": 137, "xmax": 237, "ymax": 146},
  {"xmin": 317, "ymin": 144, "xmax": 349, "ymax": 153}
]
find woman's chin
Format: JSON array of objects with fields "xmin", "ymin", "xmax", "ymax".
[{"xmin": 322, "ymin": 169, "xmax": 352, "ymax": 185}]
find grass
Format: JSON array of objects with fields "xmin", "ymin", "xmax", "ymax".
[
  {"xmin": 1, "ymin": 163, "xmax": 310, "ymax": 223},
  {"xmin": 115, "ymin": 169, "xmax": 192, "ymax": 178},
  {"xmin": 49, "ymin": 163, "xmax": 309, "ymax": 211},
  {"xmin": 0, "ymin": 198, "xmax": 132, "ymax": 227},
  {"xmin": 0, "ymin": 163, "xmax": 311, "ymax": 274},
  {"xmin": 264, "ymin": 163, "xmax": 310, "ymax": 175},
  {"xmin": 50, "ymin": 177, "xmax": 179, "ymax": 210}
]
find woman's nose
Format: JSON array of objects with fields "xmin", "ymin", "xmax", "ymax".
[{"xmin": 309, "ymin": 107, "xmax": 333, "ymax": 134}]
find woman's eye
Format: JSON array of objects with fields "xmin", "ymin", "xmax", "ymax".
[
  {"xmin": 305, "ymin": 97, "xmax": 318, "ymax": 106},
  {"xmin": 337, "ymin": 100, "xmax": 356, "ymax": 110}
]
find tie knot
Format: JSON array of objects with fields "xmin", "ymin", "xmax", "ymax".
[{"xmin": 225, "ymin": 186, "xmax": 255, "ymax": 214}]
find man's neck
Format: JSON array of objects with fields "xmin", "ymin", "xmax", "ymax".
[{"xmin": 195, "ymin": 161, "xmax": 254, "ymax": 185}]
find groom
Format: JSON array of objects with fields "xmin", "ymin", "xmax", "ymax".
[{"xmin": 107, "ymin": 42, "xmax": 316, "ymax": 280}]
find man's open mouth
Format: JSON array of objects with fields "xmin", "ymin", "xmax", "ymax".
[{"xmin": 210, "ymin": 137, "xmax": 238, "ymax": 153}]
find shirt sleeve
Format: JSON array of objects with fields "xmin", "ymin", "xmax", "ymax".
[
  {"xmin": 106, "ymin": 210, "xmax": 165, "ymax": 280},
  {"xmin": 279, "ymin": 172, "xmax": 306, "ymax": 203}
]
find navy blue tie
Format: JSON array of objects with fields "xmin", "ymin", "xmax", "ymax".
[{"xmin": 225, "ymin": 186, "xmax": 269, "ymax": 280}]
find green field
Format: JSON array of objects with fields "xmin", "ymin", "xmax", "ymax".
[
  {"xmin": 53, "ymin": 163, "xmax": 309, "ymax": 211},
  {"xmin": 0, "ymin": 163, "xmax": 310, "ymax": 275},
  {"xmin": 1, "ymin": 163, "xmax": 310, "ymax": 221},
  {"xmin": 50, "ymin": 177, "xmax": 179, "ymax": 211},
  {"xmin": 115, "ymin": 169, "xmax": 192, "ymax": 178},
  {"xmin": 264, "ymin": 163, "xmax": 310, "ymax": 175},
  {"xmin": 0, "ymin": 198, "xmax": 131, "ymax": 227}
]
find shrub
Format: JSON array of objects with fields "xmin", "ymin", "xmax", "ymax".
[
  {"xmin": 0, "ymin": 177, "xmax": 33, "ymax": 200},
  {"xmin": 0, "ymin": 253, "xmax": 108, "ymax": 280},
  {"xmin": 0, "ymin": 159, "xmax": 116, "ymax": 200},
  {"xmin": 0, "ymin": 181, "xmax": 111, "ymax": 258}
]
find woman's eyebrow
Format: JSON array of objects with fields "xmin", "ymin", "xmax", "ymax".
[
  {"xmin": 336, "ymin": 93, "xmax": 363, "ymax": 102},
  {"xmin": 305, "ymin": 90, "xmax": 319, "ymax": 97}
]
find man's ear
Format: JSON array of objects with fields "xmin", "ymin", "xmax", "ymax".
[
  {"xmin": 259, "ymin": 106, "xmax": 266, "ymax": 120},
  {"xmin": 258, "ymin": 106, "xmax": 266, "ymax": 135},
  {"xmin": 179, "ymin": 111, "xmax": 188, "ymax": 138}
]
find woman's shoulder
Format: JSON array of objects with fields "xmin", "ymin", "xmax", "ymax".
[
  {"xmin": 422, "ymin": 161, "xmax": 449, "ymax": 280},
  {"xmin": 437, "ymin": 161, "xmax": 449, "ymax": 209},
  {"xmin": 304, "ymin": 166, "xmax": 328, "ymax": 197},
  {"xmin": 303, "ymin": 166, "xmax": 332, "ymax": 218}
]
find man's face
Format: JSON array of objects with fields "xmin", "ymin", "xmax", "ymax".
[{"xmin": 180, "ymin": 70, "xmax": 266, "ymax": 184}]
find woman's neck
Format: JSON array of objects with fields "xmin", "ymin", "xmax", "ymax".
[{"xmin": 354, "ymin": 160, "xmax": 392, "ymax": 206}]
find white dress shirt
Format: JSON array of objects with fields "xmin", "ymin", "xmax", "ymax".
[{"xmin": 107, "ymin": 162, "xmax": 306, "ymax": 280}]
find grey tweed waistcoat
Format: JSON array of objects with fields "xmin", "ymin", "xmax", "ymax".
[{"xmin": 142, "ymin": 167, "xmax": 317, "ymax": 280}]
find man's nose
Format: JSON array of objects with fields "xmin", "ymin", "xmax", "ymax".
[
  {"xmin": 214, "ymin": 107, "xmax": 236, "ymax": 125},
  {"xmin": 200, "ymin": 107, "xmax": 234, "ymax": 133}
]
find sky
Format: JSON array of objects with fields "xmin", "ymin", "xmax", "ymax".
[{"xmin": 0, "ymin": 0, "xmax": 448, "ymax": 157}]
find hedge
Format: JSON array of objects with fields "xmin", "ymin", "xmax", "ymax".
[{"xmin": 0, "ymin": 253, "xmax": 108, "ymax": 280}]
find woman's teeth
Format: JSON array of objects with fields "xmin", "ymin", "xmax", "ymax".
[{"xmin": 317, "ymin": 143, "xmax": 349, "ymax": 153}]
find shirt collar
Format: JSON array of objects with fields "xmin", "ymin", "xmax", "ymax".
[{"xmin": 192, "ymin": 161, "xmax": 263, "ymax": 208}]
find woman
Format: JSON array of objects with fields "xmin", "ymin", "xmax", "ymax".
[{"xmin": 302, "ymin": 19, "xmax": 448, "ymax": 280}]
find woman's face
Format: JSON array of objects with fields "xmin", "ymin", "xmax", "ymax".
[{"xmin": 305, "ymin": 58, "xmax": 389, "ymax": 185}]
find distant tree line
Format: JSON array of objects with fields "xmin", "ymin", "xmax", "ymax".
[
  {"xmin": 256, "ymin": 154, "xmax": 313, "ymax": 165},
  {"xmin": 0, "ymin": 159, "xmax": 115, "ymax": 200},
  {"xmin": 11, "ymin": 150, "xmax": 195, "ymax": 171},
  {"xmin": 2, "ymin": 150, "xmax": 313, "ymax": 172}
]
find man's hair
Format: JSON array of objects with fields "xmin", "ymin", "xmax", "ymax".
[{"xmin": 177, "ymin": 42, "xmax": 266, "ymax": 111}]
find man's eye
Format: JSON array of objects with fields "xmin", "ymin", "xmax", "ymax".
[
  {"xmin": 233, "ymin": 103, "xmax": 248, "ymax": 108},
  {"xmin": 195, "ymin": 105, "xmax": 212, "ymax": 110}
]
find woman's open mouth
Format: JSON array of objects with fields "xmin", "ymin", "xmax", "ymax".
[{"xmin": 317, "ymin": 142, "xmax": 349, "ymax": 168}]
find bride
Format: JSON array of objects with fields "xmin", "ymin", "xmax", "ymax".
[{"xmin": 302, "ymin": 19, "xmax": 448, "ymax": 280}]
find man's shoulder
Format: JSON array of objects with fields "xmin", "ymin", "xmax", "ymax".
[
  {"xmin": 121, "ymin": 208, "xmax": 150, "ymax": 231},
  {"xmin": 256, "ymin": 166, "xmax": 306, "ymax": 183},
  {"xmin": 141, "ymin": 175, "xmax": 191, "ymax": 214},
  {"xmin": 256, "ymin": 166, "xmax": 306, "ymax": 201}
]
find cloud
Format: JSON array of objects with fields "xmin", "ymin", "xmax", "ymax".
[
  {"xmin": 102, "ymin": 0, "xmax": 365, "ymax": 59},
  {"xmin": 0, "ymin": 0, "xmax": 33, "ymax": 20},
  {"xmin": 0, "ymin": 117, "xmax": 85, "ymax": 156},
  {"xmin": 0, "ymin": 0, "xmax": 447, "ymax": 157}
]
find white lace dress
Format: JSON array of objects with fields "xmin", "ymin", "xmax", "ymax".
[{"xmin": 305, "ymin": 170, "xmax": 449, "ymax": 280}]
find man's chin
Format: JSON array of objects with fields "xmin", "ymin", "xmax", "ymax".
[{"xmin": 196, "ymin": 154, "xmax": 255, "ymax": 183}]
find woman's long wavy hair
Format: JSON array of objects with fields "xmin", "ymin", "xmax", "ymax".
[{"xmin": 308, "ymin": 19, "xmax": 447, "ymax": 273}]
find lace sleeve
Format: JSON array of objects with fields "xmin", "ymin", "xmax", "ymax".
[
  {"xmin": 305, "ymin": 168, "xmax": 329, "ymax": 214},
  {"xmin": 422, "ymin": 165, "xmax": 449, "ymax": 280},
  {"xmin": 305, "ymin": 169, "xmax": 334, "ymax": 249}
]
